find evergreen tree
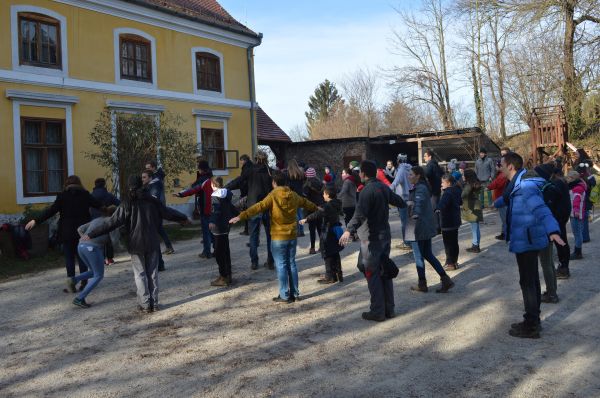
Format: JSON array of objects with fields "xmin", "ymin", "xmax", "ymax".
[{"xmin": 305, "ymin": 79, "xmax": 342, "ymax": 131}]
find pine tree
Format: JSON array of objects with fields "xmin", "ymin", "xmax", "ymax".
[{"xmin": 305, "ymin": 79, "xmax": 342, "ymax": 132}]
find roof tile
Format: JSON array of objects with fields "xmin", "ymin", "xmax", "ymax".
[{"xmin": 257, "ymin": 107, "xmax": 291, "ymax": 143}]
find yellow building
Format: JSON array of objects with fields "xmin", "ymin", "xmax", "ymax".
[{"xmin": 0, "ymin": 0, "xmax": 262, "ymax": 220}]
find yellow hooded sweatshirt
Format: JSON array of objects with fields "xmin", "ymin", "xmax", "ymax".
[{"xmin": 239, "ymin": 186, "xmax": 318, "ymax": 241}]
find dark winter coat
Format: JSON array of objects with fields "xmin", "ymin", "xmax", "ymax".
[
  {"xmin": 540, "ymin": 177, "xmax": 571, "ymax": 225},
  {"xmin": 425, "ymin": 159, "xmax": 443, "ymax": 196},
  {"xmin": 227, "ymin": 163, "xmax": 273, "ymax": 207},
  {"xmin": 285, "ymin": 172, "xmax": 306, "ymax": 196},
  {"xmin": 461, "ymin": 183, "xmax": 483, "ymax": 223},
  {"xmin": 305, "ymin": 198, "xmax": 344, "ymax": 257},
  {"xmin": 436, "ymin": 185, "xmax": 462, "ymax": 231},
  {"xmin": 90, "ymin": 187, "xmax": 120, "ymax": 219},
  {"xmin": 225, "ymin": 160, "xmax": 253, "ymax": 198},
  {"xmin": 338, "ymin": 177, "xmax": 357, "ymax": 209},
  {"xmin": 148, "ymin": 177, "xmax": 166, "ymax": 205},
  {"xmin": 35, "ymin": 185, "xmax": 102, "ymax": 243},
  {"xmin": 408, "ymin": 181, "xmax": 436, "ymax": 241},
  {"xmin": 209, "ymin": 188, "xmax": 239, "ymax": 235},
  {"xmin": 87, "ymin": 189, "xmax": 187, "ymax": 254},
  {"xmin": 303, "ymin": 177, "xmax": 324, "ymax": 207}
]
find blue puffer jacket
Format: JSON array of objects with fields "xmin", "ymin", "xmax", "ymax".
[{"xmin": 494, "ymin": 169, "xmax": 560, "ymax": 254}]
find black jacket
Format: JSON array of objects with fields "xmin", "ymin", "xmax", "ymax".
[
  {"xmin": 542, "ymin": 177, "xmax": 571, "ymax": 225},
  {"xmin": 303, "ymin": 177, "xmax": 324, "ymax": 207},
  {"xmin": 90, "ymin": 187, "xmax": 120, "ymax": 219},
  {"xmin": 285, "ymin": 172, "xmax": 306, "ymax": 196},
  {"xmin": 209, "ymin": 188, "xmax": 239, "ymax": 235},
  {"xmin": 346, "ymin": 178, "xmax": 406, "ymax": 242},
  {"xmin": 36, "ymin": 185, "xmax": 102, "ymax": 243},
  {"xmin": 225, "ymin": 160, "xmax": 253, "ymax": 198},
  {"xmin": 226, "ymin": 163, "xmax": 273, "ymax": 207},
  {"xmin": 425, "ymin": 159, "xmax": 443, "ymax": 196},
  {"xmin": 87, "ymin": 189, "xmax": 187, "ymax": 254},
  {"xmin": 436, "ymin": 185, "xmax": 462, "ymax": 230},
  {"xmin": 306, "ymin": 198, "xmax": 344, "ymax": 257}
]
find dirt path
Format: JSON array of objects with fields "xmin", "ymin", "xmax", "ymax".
[{"xmin": 1, "ymin": 213, "xmax": 599, "ymax": 397}]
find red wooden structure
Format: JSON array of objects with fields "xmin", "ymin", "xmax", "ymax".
[{"xmin": 530, "ymin": 105, "xmax": 568, "ymax": 165}]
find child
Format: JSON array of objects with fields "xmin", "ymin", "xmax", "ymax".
[
  {"xmin": 462, "ymin": 169, "xmax": 483, "ymax": 253},
  {"xmin": 209, "ymin": 177, "xmax": 239, "ymax": 287},
  {"xmin": 300, "ymin": 187, "xmax": 345, "ymax": 284},
  {"xmin": 68, "ymin": 206, "xmax": 117, "ymax": 308},
  {"xmin": 304, "ymin": 168, "xmax": 324, "ymax": 254},
  {"xmin": 436, "ymin": 175, "xmax": 462, "ymax": 271},
  {"xmin": 566, "ymin": 170, "xmax": 587, "ymax": 260}
]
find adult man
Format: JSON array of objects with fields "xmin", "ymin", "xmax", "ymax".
[
  {"xmin": 145, "ymin": 160, "xmax": 175, "ymax": 256},
  {"xmin": 227, "ymin": 151, "xmax": 274, "ymax": 270},
  {"xmin": 229, "ymin": 171, "xmax": 317, "ymax": 303},
  {"xmin": 175, "ymin": 160, "xmax": 213, "ymax": 258},
  {"xmin": 475, "ymin": 147, "xmax": 496, "ymax": 207},
  {"xmin": 390, "ymin": 153, "xmax": 412, "ymax": 250},
  {"xmin": 339, "ymin": 160, "xmax": 406, "ymax": 322},
  {"xmin": 494, "ymin": 152, "xmax": 564, "ymax": 338},
  {"xmin": 423, "ymin": 148, "xmax": 442, "ymax": 232},
  {"xmin": 225, "ymin": 154, "xmax": 252, "ymax": 235},
  {"xmin": 142, "ymin": 170, "xmax": 168, "ymax": 272}
]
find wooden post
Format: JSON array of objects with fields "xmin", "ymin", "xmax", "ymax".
[{"xmin": 417, "ymin": 138, "xmax": 423, "ymax": 166}]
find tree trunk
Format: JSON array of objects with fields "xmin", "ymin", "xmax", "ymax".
[{"xmin": 562, "ymin": 0, "xmax": 584, "ymax": 138}]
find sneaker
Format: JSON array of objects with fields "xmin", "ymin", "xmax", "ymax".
[
  {"xmin": 163, "ymin": 248, "xmax": 175, "ymax": 255},
  {"xmin": 318, "ymin": 277, "xmax": 337, "ymax": 285},
  {"xmin": 104, "ymin": 258, "xmax": 115, "ymax": 265},
  {"xmin": 443, "ymin": 263, "xmax": 458, "ymax": 271},
  {"xmin": 361, "ymin": 311, "xmax": 385, "ymax": 322},
  {"xmin": 541, "ymin": 292, "xmax": 559, "ymax": 304},
  {"xmin": 272, "ymin": 296, "xmax": 293, "ymax": 304},
  {"xmin": 466, "ymin": 245, "xmax": 481, "ymax": 253},
  {"xmin": 309, "ymin": 248, "xmax": 317, "ymax": 255},
  {"xmin": 251, "ymin": 262, "xmax": 259, "ymax": 270},
  {"xmin": 72, "ymin": 297, "xmax": 91, "ymax": 308},
  {"xmin": 65, "ymin": 278, "xmax": 76, "ymax": 293},
  {"xmin": 508, "ymin": 323, "xmax": 541, "ymax": 339},
  {"xmin": 495, "ymin": 233, "xmax": 505, "ymax": 240},
  {"xmin": 556, "ymin": 267, "xmax": 570, "ymax": 279}
]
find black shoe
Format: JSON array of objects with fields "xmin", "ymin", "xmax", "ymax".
[
  {"xmin": 239, "ymin": 230, "xmax": 249, "ymax": 236},
  {"xmin": 198, "ymin": 253, "xmax": 212, "ymax": 259},
  {"xmin": 556, "ymin": 267, "xmax": 570, "ymax": 279},
  {"xmin": 495, "ymin": 233, "xmax": 505, "ymax": 240},
  {"xmin": 272, "ymin": 296, "xmax": 293, "ymax": 304},
  {"xmin": 318, "ymin": 277, "xmax": 337, "ymax": 285},
  {"xmin": 385, "ymin": 311, "xmax": 396, "ymax": 319},
  {"xmin": 541, "ymin": 292, "xmax": 559, "ymax": 304},
  {"xmin": 163, "ymin": 248, "xmax": 175, "ymax": 255},
  {"xmin": 583, "ymin": 239, "xmax": 590, "ymax": 243},
  {"xmin": 251, "ymin": 262, "xmax": 259, "ymax": 270},
  {"xmin": 264, "ymin": 261, "xmax": 275, "ymax": 270},
  {"xmin": 138, "ymin": 305, "xmax": 152, "ymax": 313},
  {"xmin": 435, "ymin": 275, "xmax": 455, "ymax": 293},
  {"xmin": 72, "ymin": 297, "xmax": 91, "ymax": 308},
  {"xmin": 466, "ymin": 245, "xmax": 481, "ymax": 253},
  {"xmin": 509, "ymin": 323, "xmax": 541, "ymax": 339},
  {"xmin": 362, "ymin": 311, "xmax": 385, "ymax": 322},
  {"xmin": 309, "ymin": 248, "xmax": 317, "ymax": 255},
  {"xmin": 510, "ymin": 321, "xmax": 542, "ymax": 331},
  {"xmin": 570, "ymin": 250, "xmax": 583, "ymax": 260},
  {"xmin": 158, "ymin": 264, "xmax": 166, "ymax": 272}
]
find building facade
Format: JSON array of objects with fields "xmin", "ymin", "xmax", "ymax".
[{"xmin": 0, "ymin": 0, "xmax": 261, "ymax": 220}]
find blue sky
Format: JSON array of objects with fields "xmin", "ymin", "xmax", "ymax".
[{"xmin": 218, "ymin": 0, "xmax": 413, "ymax": 133}]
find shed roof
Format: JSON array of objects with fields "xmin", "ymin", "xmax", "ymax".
[{"xmin": 257, "ymin": 106, "xmax": 291, "ymax": 143}]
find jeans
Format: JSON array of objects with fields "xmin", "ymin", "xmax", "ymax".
[
  {"xmin": 583, "ymin": 208, "xmax": 591, "ymax": 242},
  {"xmin": 131, "ymin": 249, "xmax": 160, "ymax": 308},
  {"xmin": 358, "ymin": 240, "xmax": 394, "ymax": 317},
  {"xmin": 74, "ymin": 243, "xmax": 105, "ymax": 300},
  {"xmin": 479, "ymin": 182, "xmax": 492, "ymax": 207},
  {"xmin": 398, "ymin": 206, "xmax": 408, "ymax": 243},
  {"xmin": 297, "ymin": 208, "xmax": 304, "ymax": 235},
  {"xmin": 214, "ymin": 234, "xmax": 231, "ymax": 278},
  {"xmin": 200, "ymin": 214, "xmax": 213, "ymax": 256},
  {"xmin": 470, "ymin": 222, "xmax": 480, "ymax": 246},
  {"xmin": 498, "ymin": 206, "xmax": 507, "ymax": 236},
  {"xmin": 158, "ymin": 222, "xmax": 173, "ymax": 249},
  {"xmin": 441, "ymin": 229, "xmax": 459, "ymax": 264},
  {"xmin": 271, "ymin": 239, "xmax": 298, "ymax": 300},
  {"xmin": 515, "ymin": 250, "xmax": 541, "ymax": 327},
  {"xmin": 411, "ymin": 239, "xmax": 446, "ymax": 280},
  {"xmin": 431, "ymin": 195, "xmax": 440, "ymax": 232},
  {"xmin": 538, "ymin": 243, "xmax": 557, "ymax": 296},
  {"xmin": 63, "ymin": 239, "xmax": 87, "ymax": 278},
  {"xmin": 570, "ymin": 217, "xmax": 583, "ymax": 249},
  {"xmin": 249, "ymin": 212, "xmax": 273, "ymax": 265},
  {"xmin": 324, "ymin": 253, "xmax": 341, "ymax": 279}
]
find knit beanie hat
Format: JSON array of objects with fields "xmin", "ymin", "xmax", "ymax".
[
  {"xmin": 447, "ymin": 159, "xmax": 457, "ymax": 171},
  {"xmin": 305, "ymin": 167, "xmax": 317, "ymax": 178},
  {"xmin": 459, "ymin": 161, "xmax": 467, "ymax": 170},
  {"xmin": 349, "ymin": 160, "xmax": 360, "ymax": 169},
  {"xmin": 534, "ymin": 163, "xmax": 554, "ymax": 181}
]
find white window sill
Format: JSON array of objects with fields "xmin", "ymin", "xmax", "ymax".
[
  {"xmin": 14, "ymin": 64, "xmax": 66, "ymax": 78},
  {"xmin": 115, "ymin": 78, "xmax": 156, "ymax": 89}
]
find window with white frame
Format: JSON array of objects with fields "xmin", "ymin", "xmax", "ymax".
[
  {"xmin": 191, "ymin": 48, "xmax": 224, "ymax": 96},
  {"xmin": 113, "ymin": 28, "xmax": 157, "ymax": 88}
]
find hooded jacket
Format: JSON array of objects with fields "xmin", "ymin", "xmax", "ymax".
[
  {"xmin": 338, "ymin": 176, "xmax": 357, "ymax": 209},
  {"xmin": 35, "ymin": 185, "xmax": 102, "ymax": 243},
  {"xmin": 305, "ymin": 197, "xmax": 344, "ymax": 257},
  {"xmin": 239, "ymin": 186, "xmax": 318, "ymax": 241},
  {"xmin": 87, "ymin": 189, "xmax": 187, "ymax": 254},
  {"xmin": 569, "ymin": 179, "xmax": 587, "ymax": 219},
  {"xmin": 495, "ymin": 169, "xmax": 560, "ymax": 253},
  {"xmin": 209, "ymin": 188, "xmax": 239, "ymax": 235},
  {"xmin": 390, "ymin": 163, "xmax": 412, "ymax": 200},
  {"xmin": 436, "ymin": 184, "xmax": 462, "ymax": 230},
  {"xmin": 227, "ymin": 163, "xmax": 273, "ymax": 207},
  {"xmin": 408, "ymin": 181, "xmax": 437, "ymax": 241}
]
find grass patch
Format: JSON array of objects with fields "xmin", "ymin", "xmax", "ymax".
[
  {"xmin": 163, "ymin": 224, "xmax": 202, "ymax": 241},
  {"xmin": 0, "ymin": 249, "xmax": 64, "ymax": 281}
]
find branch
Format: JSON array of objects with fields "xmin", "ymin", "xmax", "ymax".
[{"xmin": 574, "ymin": 14, "xmax": 600, "ymax": 25}]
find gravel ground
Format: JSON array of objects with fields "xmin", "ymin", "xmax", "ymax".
[{"xmin": 1, "ymin": 212, "xmax": 599, "ymax": 397}]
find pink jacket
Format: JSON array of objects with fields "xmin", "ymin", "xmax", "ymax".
[{"xmin": 570, "ymin": 180, "xmax": 587, "ymax": 219}]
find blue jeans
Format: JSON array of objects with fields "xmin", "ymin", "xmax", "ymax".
[
  {"xmin": 470, "ymin": 222, "xmax": 480, "ymax": 246},
  {"xmin": 297, "ymin": 208, "xmax": 304, "ymax": 235},
  {"xmin": 158, "ymin": 222, "xmax": 173, "ymax": 249},
  {"xmin": 412, "ymin": 239, "xmax": 446, "ymax": 280},
  {"xmin": 200, "ymin": 214, "xmax": 213, "ymax": 256},
  {"xmin": 398, "ymin": 207, "xmax": 408, "ymax": 243},
  {"xmin": 249, "ymin": 212, "xmax": 273, "ymax": 264},
  {"xmin": 583, "ymin": 208, "xmax": 591, "ymax": 242},
  {"xmin": 571, "ymin": 217, "xmax": 583, "ymax": 248},
  {"xmin": 74, "ymin": 243, "xmax": 105, "ymax": 300},
  {"xmin": 271, "ymin": 239, "xmax": 298, "ymax": 300}
]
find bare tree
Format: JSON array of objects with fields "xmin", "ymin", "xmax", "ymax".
[
  {"xmin": 288, "ymin": 124, "xmax": 310, "ymax": 142},
  {"xmin": 390, "ymin": 0, "xmax": 455, "ymax": 129},
  {"xmin": 340, "ymin": 68, "xmax": 380, "ymax": 137}
]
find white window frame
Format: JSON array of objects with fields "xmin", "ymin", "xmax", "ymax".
[
  {"xmin": 114, "ymin": 28, "xmax": 158, "ymax": 89},
  {"xmin": 193, "ymin": 109, "xmax": 231, "ymax": 176},
  {"xmin": 8, "ymin": 94, "xmax": 76, "ymax": 205},
  {"xmin": 191, "ymin": 47, "xmax": 225, "ymax": 98},
  {"xmin": 10, "ymin": 5, "xmax": 69, "ymax": 78}
]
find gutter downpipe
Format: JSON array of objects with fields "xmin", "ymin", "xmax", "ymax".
[{"xmin": 247, "ymin": 33, "xmax": 263, "ymax": 158}]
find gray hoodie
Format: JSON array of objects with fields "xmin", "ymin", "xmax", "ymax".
[{"xmin": 390, "ymin": 163, "xmax": 412, "ymax": 200}]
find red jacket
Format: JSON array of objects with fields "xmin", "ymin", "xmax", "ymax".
[
  {"xmin": 179, "ymin": 176, "xmax": 213, "ymax": 216},
  {"xmin": 488, "ymin": 171, "xmax": 508, "ymax": 201},
  {"xmin": 570, "ymin": 179, "xmax": 587, "ymax": 219},
  {"xmin": 376, "ymin": 169, "xmax": 392, "ymax": 187}
]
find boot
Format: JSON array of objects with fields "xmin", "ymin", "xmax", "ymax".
[
  {"xmin": 264, "ymin": 260, "xmax": 275, "ymax": 270},
  {"xmin": 436, "ymin": 275, "xmax": 455, "ymax": 293},
  {"xmin": 318, "ymin": 277, "xmax": 336, "ymax": 285},
  {"xmin": 466, "ymin": 245, "xmax": 481, "ymax": 253},
  {"xmin": 410, "ymin": 279, "xmax": 428, "ymax": 293},
  {"xmin": 556, "ymin": 266, "xmax": 570, "ymax": 279},
  {"xmin": 443, "ymin": 263, "xmax": 458, "ymax": 271},
  {"xmin": 570, "ymin": 247, "xmax": 583, "ymax": 260},
  {"xmin": 210, "ymin": 276, "xmax": 229, "ymax": 287}
]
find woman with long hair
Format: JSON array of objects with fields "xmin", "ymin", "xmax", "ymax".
[
  {"xmin": 406, "ymin": 166, "xmax": 454, "ymax": 293},
  {"xmin": 462, "ymin": 169, "xmax": 483, "ymax": 253},
  {"xmin": 26, "ymin": 175, "xmax": 102, "ymax": 292},
  {"xmin": 286, "ymin": 159, "xmax": 307, "ymax": 237}
]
